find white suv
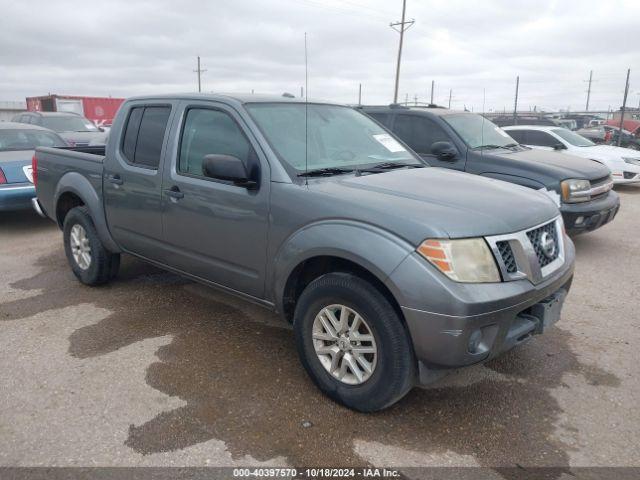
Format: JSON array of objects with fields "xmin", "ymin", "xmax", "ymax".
[{"xmin": 503, "ymin": 125, "xmax": 640, "ymax": 184}]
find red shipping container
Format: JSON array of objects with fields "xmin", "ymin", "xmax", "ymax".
[{"xmin": 25, "ymin": 94, "xmax": 125, "ymax": 127}]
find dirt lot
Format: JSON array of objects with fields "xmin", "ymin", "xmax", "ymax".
[{"xmin": 1, "ymin": 186, "xmax": 639, "ymax": 475}]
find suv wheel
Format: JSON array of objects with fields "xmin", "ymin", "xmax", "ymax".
[
  {"xmin": 63, "ymin": 206, "xmax": 120, "ymax": 285},
  {"xmin": 294, "ymin": 272, "xmax": 416, "ymax": 412}
]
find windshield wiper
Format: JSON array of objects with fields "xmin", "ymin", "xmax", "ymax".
[
  {"xmin": 473, "ymin": 144, "xmax": 507, "ymax": 150},
  {"xmin": 355, "ymin": 162, "xmax": 425, "ymax": 175},
  {"xmin": 297, "ymin": 167, "xmax": 354, "ymax": 177}
]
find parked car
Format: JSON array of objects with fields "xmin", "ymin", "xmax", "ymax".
[
  {"xmin": 577, "ymin": 125, "xmax": 610, "ymax": 143},
  {"xmin": 361, "ymin": 106, "xmax": 619, "ymax": 235},
  {"xmin": 603, "ymin": 126, "xmax": 640, "ymax": 150},
  {"xmin": 12, "ymin": 111, "xmax": 108, "ymax": 147},
  {"xmin": 0, "ymin": 122, "xmax": 67, "ymax": 212},
  {"xmin": 33, "ymin": 94, "xmax": 576, "ymax": 412},
  {"xmin": 503, "ymin": 125, "xmax": 640, "ymax": 184}
]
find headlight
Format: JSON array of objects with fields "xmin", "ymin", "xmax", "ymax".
[
  {"xmin": 623, "ymin": 157, "xmax": 640, "ymax": 167},
  {"xmin": 560, "ymin": 179, "xmax": 591, "ymax": 203},
  {"xmin": 417, "ymin": 238, "xmax": 500, "ymax": 283}
]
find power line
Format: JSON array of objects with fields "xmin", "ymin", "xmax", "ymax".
[{"xmin": 390, "ymin": 0, "xmax": 414, "ymax": 103}]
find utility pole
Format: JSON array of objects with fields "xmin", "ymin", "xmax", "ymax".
[
  {"xmin": 358, "ymin": 83, "xmax": 362, "ymax": 105},
  {"xmin": 430, "ymin": 80, "xmax": 435, "ymax": 104},
  {"xmin": 513, "ymin": 76, "xmax": 520, "ymax": 125},
  {"xmin": 617, "ymin": 68, "xmax": 631, "ymax": 147},
  {"xmin": 414, "ymin": 94, "xmax": 418, "ymax": 106},
  {"xmin": 404, "ymin": 93, "xmax": 409, "ymax": 105},
  {"xmin": 194, "ymin": 56, "xmax": 206, "ymax": 93},
  {"xmin": 585, "ymin": 70, "xmax": 593, "ymax": 111},
  {"xmin": 300, "ymin": 86, "xmax": 304, "ymax": 98},
  {"xmin": 390, "ymin": 0, "xmax": 414, "ymax": 103},
  {"xmin": 448, "ymin": 89, "xmax": 452, "ymax": 109}
]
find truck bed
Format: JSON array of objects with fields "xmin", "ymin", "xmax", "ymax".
[{"xmin": 34, "ymin": 146, "xmax": 106, "ymax": 222}]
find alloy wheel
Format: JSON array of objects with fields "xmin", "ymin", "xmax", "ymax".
[{"xmin": 312, "ymin": 304, "xmax": 377, "ymax": 385}]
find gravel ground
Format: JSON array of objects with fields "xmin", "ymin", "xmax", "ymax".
[{"xmin": 0, "ymin": 186, "xmax": 638, "ymax": 476}]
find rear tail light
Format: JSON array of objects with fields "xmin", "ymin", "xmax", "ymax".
[
  {"xmin": 32, "ymin": 154, "xmax": 38, "ymax": 187},
  {"xmin": 0, "ymin": 167, "xmax": 6, "ymax": 185}
]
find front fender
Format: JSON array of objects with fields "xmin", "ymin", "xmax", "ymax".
[
  {"xmin": 54, "ymin": 172, "xmax": 121, "ymax": 253},
  {"xmin": 270, "ymin": 220, "xmax": 414, "ymax": 314}
]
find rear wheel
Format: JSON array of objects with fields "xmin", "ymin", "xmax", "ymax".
[
  {"xmin": 63, "ymin": 206, "xmax": 120, "ymax": 285},
  {"xmin": 294, "ymin": 272, "xmax": 416, "ymax": 412}
]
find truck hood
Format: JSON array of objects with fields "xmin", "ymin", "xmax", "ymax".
[
  {"xmin": 492, "ymin": 147, "xmax": 610, "ymax": 181},
  {"xmin": 311, "ymin": 167, "xmax": 559, "ymax": 242}
]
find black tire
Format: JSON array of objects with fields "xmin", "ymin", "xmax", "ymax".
[
  {"xmin": 63, "ymin": 206, "xmax": 120, "ymax": 286},
  {"xmin": 293, "ymin": 272, "xmax": 416, "ymax": 412}
]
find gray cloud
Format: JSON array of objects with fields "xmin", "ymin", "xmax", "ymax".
[{"xmin": 1, "ymin": 0, "xmax": 638, "ymax": 112}]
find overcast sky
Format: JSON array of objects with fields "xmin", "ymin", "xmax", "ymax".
[{"xmin": 1, "ymin": 0, "xmax": 638, "ymax": 112}]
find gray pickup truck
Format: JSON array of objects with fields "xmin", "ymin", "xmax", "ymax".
[{"xmin": 33, "ymin": 94, "xmax": 575, "ymax": 412}]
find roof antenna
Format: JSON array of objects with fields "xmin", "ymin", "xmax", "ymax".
[
  {"xmin": 304, "ymin": 32, "xmax": 309, "ymax": 186},
  {"xmin": 480, "ymin": 88, "xmax": 486, "ymax": 160}
]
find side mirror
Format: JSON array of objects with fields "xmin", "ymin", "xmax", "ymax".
[
  {"xmin": 552, "ymin": 143, "xmax": 567, "ymax": 151},
  {"xmin": 430, "ymin": 141, "xmax": 457, "ymax": 160},
  {"xmin": 202, "ymin": 154, "xmax": 257, "ymax": 189}
]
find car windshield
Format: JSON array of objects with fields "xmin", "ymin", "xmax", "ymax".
[
  {"xmin": 442, "ymin": 113, "xmax": 517, "ymax": 149},
  {"xmin": 552, "ymin": 128, "xmax": 595, "ymax": 147},
  {"xmin": 0, "ymin": 130, "xmax": 67, "ymax": 151},
  {"xmin": 41, "ymin": 116, "xmax": 100, "ymax": 132},
  {"xmin": 246, "ymin": 103, "xmax": 419, "ymax": 173}
]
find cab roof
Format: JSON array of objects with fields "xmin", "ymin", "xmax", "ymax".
[
  {"xmin": 359, "ymin": 105, "xmax": 470, "ymax": 117},
  {"xmin": 125, "ymin": 92, "xmax": 342, "ymax": 106}
]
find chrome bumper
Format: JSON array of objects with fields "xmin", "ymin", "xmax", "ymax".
[{"xmin": 31, "ymin": 197, "xmax": 46, "ymax": 218}]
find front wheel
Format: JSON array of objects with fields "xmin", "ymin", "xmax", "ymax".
[
  {"xmin": 293, "ymin": 272, "xmax": 416, "ymax": 412},
  {"xmin": 63, "ymin": 206, "xmax": 120, "ymax": 286}
]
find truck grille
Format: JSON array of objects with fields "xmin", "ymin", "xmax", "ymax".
[
  {"xmin": 590, "ymin": 176, "xmax": 613, "ymax": 199},
  {"xmin": 526, "ymin": 221, "xmax": 559, "ymax": 267},
  {"xmin": 486, "ymin": 216, "xmax": 564, "ymax": 285},
  {"xmin": 496, "ymin": 241, "xmax": 517, "ymax": 273}
]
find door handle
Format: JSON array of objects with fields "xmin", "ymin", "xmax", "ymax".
[
  {"xmin": 107, "ymin": 174, "xmax": 123, "ymax": 185},
  {"xmin": 164, "ymin": 186, "xmax": 184, "ymax": 199}
]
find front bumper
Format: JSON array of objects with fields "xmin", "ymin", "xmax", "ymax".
[
  {"xmin": 560, "ymin": 190, "xmax": 620, "ymax": 235},
  {"xmin": 0, "ymin": 184, "xmax": 36, "ymax": 212},
  {"xmin": 612, "ymin": 171, "xmax": 640, "ymax": 184},
  {"xmin": 387, "ymin": 236, "xmax": 575, "ymax": 382}
]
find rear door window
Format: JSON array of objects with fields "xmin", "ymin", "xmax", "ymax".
[{"xmin": 121, "ymin": 106, "xmax": 171, "ymax": 168}]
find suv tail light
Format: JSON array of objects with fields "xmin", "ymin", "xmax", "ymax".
[
  {"xmin": 0, "ymin": 167, "xmax": 6, "ymax": 184},
  {"xmin": 32, "ymin": 154, "xmax": 38, "ymax": 186}
]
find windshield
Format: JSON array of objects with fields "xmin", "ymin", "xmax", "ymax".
[
  {"xmin": 0, "ymin": 130, "xmax": 67, "ymax": 151},
  {"xmin": 246, "ymin": 103, "xmax": 418, "ymax": 173},
  {"xmin": 443, "ymin": 113, "xmax": 517, "ymax": 149},
  {"xmin": 41, "ymin": 116, "xmax": 100, "ymax": 132},
  {"xmin": 551, "ymin": 128, "xmax": 595, "ymax": 147}
]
